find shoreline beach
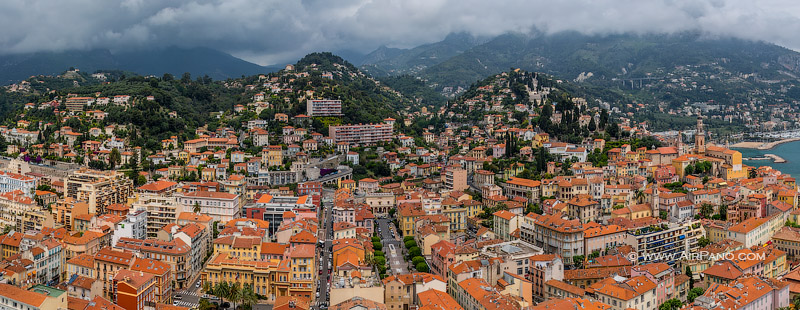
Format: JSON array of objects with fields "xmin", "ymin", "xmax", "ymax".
[{"xmin": 731, "ymin": 138, "xmax": 800, "ymax": 150}]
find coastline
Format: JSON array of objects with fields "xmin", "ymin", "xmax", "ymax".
[{"xmin": 731, "ymin": 138, "xmax": 800, "ymax": 150}]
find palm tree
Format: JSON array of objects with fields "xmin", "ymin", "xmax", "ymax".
[
  {"xmin": 228, "ymin": 282, "xmax": 242, "ymax": 310},
  {"xmin": 198, "ymin": 298, "xmax": 216, "ymax": 310},
  {"xmin": 213, "ymin": 281, "xmax": 230, "ymax": 306},
  {"xmin": 240, "ymin": 284, "xmax": 258, "ymax": 310},
  {"xmin": 634, "ymin": 189, "xmax": 645, "ymax": 204},
  {"xmin": 193, "ymin": 202, "xmax": 201, "ymax": 213}
]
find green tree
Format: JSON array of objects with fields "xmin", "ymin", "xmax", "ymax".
[
  {"xmin": 659, "ymin": 298, "xmax": 683, "ymax": 310},
  {"xmin": 634, "ymin": 190, "xmax": 645, "ymax": 204},
  {"xmin": 685, "ymin": 164, "xmax": 694, "ymax": 176},
  {"xmin": 789, "ymin": 295, "xmax": 800, "ymax": 310},
  {"xmin": 588, "ymin": 250, "xmax": 600, "ymax": 259},
  {"xmin": 193, "ymin": 202, "xmax": 202, "ymax": 214},
  {"xmin": 415, "ymin": 262, "xmax": 429, "ymax": 272},
  {"xmin": 213, "ymin": 281, "xmax": 231, "ymax": 306},
  {"xmin": 412, "ymin": 256, "xmax": 426, "ymax": 265},
  {"xmin": 198, "ymin": 298, "xmax": 215, "ymax": 310},
  {"xmin": 240, "ymin": 283, "xmax": 258, "ymax": 310},
  {"xmin": 181, "ymin": 72, "xmax": 192, "ymax": 83},
  {"xmin": 719, "ymin": 204, "xmax": 728, "ymax": 221},
  {"xmin": 687, "ymin": 287, "xmax": 705, "ymax": 302},
  {"xmin": 408, "ymin": 247, "xmax": 421, "ymax": 258},
  {"xmin": 685, "ymin": 266, "xmax": 694, "ymax": 289},
  {"xmin": 404, "ymin": 240, "xmax": 417, "ymax": 249},
  {"xmin": 700, "ymin": 203, "xmax": 714, "ymax": 218},
  {"xmin": 697, "ymin": 236, "xmax": 710, "ymax": 247},
  {"xmin": 109, "ymin": 148, "xmax": 121, "ymax": 169},
  {"xmin": 607, "ymin": 121, "xmax": 620, "ymax": 138},
  {"xmin": 228, "ymin": 282, "xmax": 242, "ymax": 310},
  {"xmin": 535, "ymin": 147, "xmax": 549, "ymax": 173},
  {"xmin": 129, "ymin": 148, "xmax": 139, "ymax": 169},
  {"xmin": 599, "ymin": 109, "xmax": 609, "ymax": 129},
  {"xmin": 572, "ymin": 255, "xmax": 585, "ymax": 267},
  {"xmin": 526, "ymin": 204, "xmax": 543, "ymax": 215}
]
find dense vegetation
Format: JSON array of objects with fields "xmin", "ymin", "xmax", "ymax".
[
  {"xmin": 420, "ymin": 32, "xmax": 800, "ymax": 88},
  {"xmin": 10, "ymin": 73, "xmax": 237, "ymax": 150},
  {"xmin": 0, "ymin": 47, "xmax": 277, "ymax": 86},
  {"xmin": 364, "ymin": 32, "xmax": 800, "ymax": 133},
  {"xmin": 1, "ymin": 52, "xmax": 428, "ymax": 153},
  {"xmin": 377, "ymin": 75, "xmax": 447, "ymax": 107},
  {"xmin": 360, "ymin": 32, "xmax": 485, "ymax": 76}
]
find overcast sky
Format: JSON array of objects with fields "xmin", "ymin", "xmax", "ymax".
[{"xmin": 1, "ymin": 0, "xmax": 799, "ymax": 65}]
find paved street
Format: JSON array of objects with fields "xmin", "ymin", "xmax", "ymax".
[
  {"xmin": 173, "ymin": 277, "xmax": 204, "ymax": 308},
  {"xmin": 376, "ymin": 218, "xmax": 407, "ymax": 275},
  {"xmin": 254, "ymin": 304, "xmax": 274, "ymax": 310},
  {"xmin": 316, "ymin": 191, "xmax": 335, "ymax": 308}
]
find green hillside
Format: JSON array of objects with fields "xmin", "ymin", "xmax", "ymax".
[
  {"xmin": 0, "ymin": 52, "xmax": 422, "ymax": 151},
  {"xmin": 0, "ymin": 47, "xmax": 278, "ymax": 85},
  {"xmin": 360, "ymin": 32, "xmax": 485, "ymax": 76},
  {"xmin": 421, "ymin": 32, "xmax": 800, "ymax": 89}
]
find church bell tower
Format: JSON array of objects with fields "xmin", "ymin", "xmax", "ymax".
[{"xmin": 695, "ymin": 116, "xmax": 705, "ymax": 154}]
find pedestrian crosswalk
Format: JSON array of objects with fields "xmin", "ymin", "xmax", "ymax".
[
  {"xmin": 180, "ymin": 290, "xmax": 202, "ymax": 297},
  {"xmin": 174, "ymin": 301, "xmax": 198, "ymax": 308}
]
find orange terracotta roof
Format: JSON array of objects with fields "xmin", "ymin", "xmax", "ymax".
[
  {"xmin": 85, "ymin": 296, "xmax": 125, "ymax": 310},
  {"xmin": 506, "ymin": 177, "xmax": 541, "ymax": 188},
  {"xmin": 114, "ymin": 269, "xmax": 155, "ymax": 289},
  {"xmin": 289, "ymin": 244, "xmax": 315, "ymax": 258},
  {"xmin": 545, "ymin": 279, "xmax": 586, "ymax": 296},
  {"xmin": 702, "ymin": 261, "xmax": 743, "ymax": 280},
  {"xmin": 137, "ymin": 180, "xmax": 177, "ymax": 192},
  {"xmin": 0, "ymin": 283, "xmax": 47, "ymax": 307},
  {"xmin": 492, "ymin": 210, "xmax": 516, "ymax": 221},
  {"xmin": 67, "ymin": 253, "xmax": 96, "ymax": 269},
  {"xmin": 130, "ymin": 257, "xmax": 171, "ymax": 276}
]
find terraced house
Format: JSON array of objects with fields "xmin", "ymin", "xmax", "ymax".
[
  {"xmin": 115, "ymin": 237, "xmax": 192, "ymax": 289},
  {"xmin": 521, "ymin": 213, "xmax": 585, "ymax": 264}
]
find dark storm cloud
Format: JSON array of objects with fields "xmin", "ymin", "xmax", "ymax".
[{"xmin": 1, "ymin": 0, "xmax": 798, "ymax": 65}]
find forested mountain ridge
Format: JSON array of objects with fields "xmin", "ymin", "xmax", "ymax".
[
  {"xmin": 0, "ymin": 52, "xmax": 428, "ymax": 153},
  {"xmin": 362, "ymin": 31, "xmax": 800, "ymax": 133},
  {"xmin": 369, "ymin": 31, "xmax": 800, "ymax": 89},
  {"xmin": 359, "ymin": 32, "xmax": 486, "ymax": 76},
  {"xmin": 0, "ymin": 46, "xmax": 278, "ymax": 85}
]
